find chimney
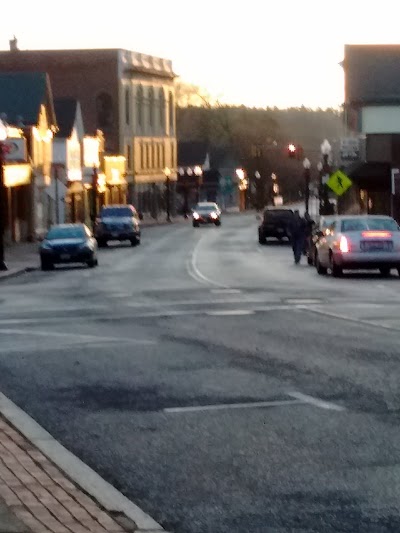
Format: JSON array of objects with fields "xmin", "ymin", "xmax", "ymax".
[{"xmin": 9, "ymin": 36, "xmax": 19, "ymax": 52}]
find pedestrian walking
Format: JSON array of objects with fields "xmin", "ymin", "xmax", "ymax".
[
  {"xmin": 288, "ymin": 210, "xmax": 307, "ymax": 264},
  {"xmin": 303, "ymin": 212, "xmax": 315, "ymax": 256}
]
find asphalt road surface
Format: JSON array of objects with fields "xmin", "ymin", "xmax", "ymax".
[{"xmin": 2, "ymin": 213, "xmax": 400, "ymax": 533}]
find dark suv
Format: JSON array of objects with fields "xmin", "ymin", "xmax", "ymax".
[
  {"xmin": 258, "ymin": 208, "xmax": 295, "ymax": 244},
  {"xmin": 95, "ymin": 205, "xmax": 141, "ymax": 247}
]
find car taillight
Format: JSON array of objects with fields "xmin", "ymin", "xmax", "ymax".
[
  {"xmin": 361, "ymin": 231, "xmax": 392, "ymax": 238},
  {"xmin": 340, "ymin": 235, "xmax": 349, "ymax": 253}
]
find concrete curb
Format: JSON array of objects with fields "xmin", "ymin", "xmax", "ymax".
[
  {"xmin": 0, "ymin": 392, "xmax": 166, "ymax": 532},
  {"xmin": 0, "ymin": 266, "xmax": 38, "ymax": 282}
]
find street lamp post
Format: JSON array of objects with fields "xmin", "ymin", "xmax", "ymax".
[
  {"xmin": 303, "ymin": 158, "xmax": 311, "ymax": 215},
  {"xmin": 254, "ymin": 170, "xmax": 262, "ymax": 211},
  {"xmin": 194, "ymin": 165, "xmax": 203, "ymax": 204},
  {"xmin": 164, "ymin": 166, "xmax": 171, "ymax": 222},
  {"xmin": 319, "ymin": 139, "xmax": 332, "ymax": 215},
  {"xmin": 91, "ymin": 165, "xmax": 99, "ymax": 231},
  {"xmin": 0, "ymin": 119, "xmax": 8, "ymax": 271},
  {"xmin": 236, "ymin": 168, "xmax": 248, "ymax": 211}
]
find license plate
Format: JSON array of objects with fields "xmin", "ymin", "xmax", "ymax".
[
  {"xmin": 60, "ymin": 254, "xmax": 70, "ymax": 260},
  {"xmin": 361, "ymin": 241, "xmax": 393, "ymax": 252}
]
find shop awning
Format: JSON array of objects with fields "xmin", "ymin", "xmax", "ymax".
[{"xmin": 346, "ymin": 161, "xmax": 391, "ymax": 191}]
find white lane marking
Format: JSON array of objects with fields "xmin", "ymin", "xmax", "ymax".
[
  {"xmin": 207, "ymin": 310, "xmax": 254, "ymax": 316},
  {"xmin": 164, "ymin": 399, "xmax": 303, "ymax": 413},
  {"xmin": 187, "ymin": 236, "xmax": 229, "ymax": 289},
  {"xmin": 211, "ymin": 289, "xmax": 241, "ymax": 294},
  {"xmin": 0, "ymin": 328, "xmax": 156, "ymax": 345},
  {"xmin": 285, "ymin": 299, "xmax": 322, "ymax": 305},
  {"xmin": 0, "ymin": 393, "xmax": 163, "ymax": 531},
  {"xmin": 287, "ymin": 391, "xmax": 345, "ymax": 412},
  {"xmin": 297, "ymin": 305, "xmax": 400, "ymax": 332}
]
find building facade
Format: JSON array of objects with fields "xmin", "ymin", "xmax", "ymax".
[
  {"xmin": 0, "ymin": 47, "xmax": 177, "ymax": 218},
  {"xmin": 342, "ymin": 44, "xmax": 400, "ymax": 219},
  {"xmin": 0, "ymin": 72, "xmax": 57, "ymax": 241}
]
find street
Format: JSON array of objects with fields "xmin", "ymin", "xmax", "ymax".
[{"xmin": 2, "ymin": 212, "xmax": 400, "ymax": 533}]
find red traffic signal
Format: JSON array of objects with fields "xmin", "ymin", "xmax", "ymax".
[{"xmin": 288, "ymin": 143, "xmax": 296, "ymax": 158}]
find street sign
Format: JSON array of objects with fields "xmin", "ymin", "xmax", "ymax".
[
  {"xmin": 326, "ymin": 170, "xmax": 352, "ymax": 196},
  {"xmin": 219, "ymin": 175, "xmax": 233, "ymax": 194},
  {"xmin": 340, "ymin": 137, "xmax": 360, "ymax": 161}
]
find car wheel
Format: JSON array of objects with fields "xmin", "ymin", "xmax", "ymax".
[
  {"xmin": 307, "ymin": 255, "xmax": 313, "ymax": 266},
  {"xmin": 315, "ymin": 253, "xmax": 327, "ymax": 275},
  {"xmin": 330, "ymin": 253, "xmax": 343, "ymax": 277},
  {"xmin": 130, "ymin": 238, "xmax": 139, "ymax": 247},
  {"xmin": 380, "ymin": 267, "xmax": 391, "ymax": 277},
  {"xmin": 258, "ymin": 230, "xmax": 266, "ymax": 245},
  {"xmin": 87, "ymin": 259, "xmax": 97, "ymax": 268},
  {"xmin": 193, "ymin": 222, "xmax": 199, "ymax": 228},
  {"xmin": 215, "ymin": 220, "xmax": 221, "ymax": 227}
]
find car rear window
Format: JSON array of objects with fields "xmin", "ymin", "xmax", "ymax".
[
  {"xmin": 264, "ymin": 210, "xmax": 293, "ymax": 219},
  {"xmin": 341, "ymin": 218, "xmax": 399, "ymax": 232},
  {"xmin": 101, "ymin": 207, "xmax": 133, "ymax": 217}
]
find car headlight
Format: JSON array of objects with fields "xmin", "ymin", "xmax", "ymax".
[
  {"xmin": 210, "ymin": 212, "xmax": 218, "ymax": 219},
  {"xmin": 193, "ymin": 212, "xmax": 200, "ymax": 220}
]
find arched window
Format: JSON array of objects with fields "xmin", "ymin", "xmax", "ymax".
[
  {"xmin": 159, "ymin": 88, "xmax": 165, "ymax": 131},
  {"xmin": 169, "ymin": 92, "xmax": 174, "ymax": 135},
  {"xmin": 136, "ymin": 85, "xmax": 144, "ymax": 128},
  {"xmin": 125, "ymin": 87, "xmax": 130, "ymax": 125},
  {"xmin": 148, "ymin": 87, "xmax": 154, "ymax": 130},
  {"xmin": 96, "ymin": 92, "xmax": 113, "ymax": 130}
]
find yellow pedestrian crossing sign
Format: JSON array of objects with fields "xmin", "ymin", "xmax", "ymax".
[{"xmin": 327, "ymin": 170, "xmax": 352, "ymax": 196}]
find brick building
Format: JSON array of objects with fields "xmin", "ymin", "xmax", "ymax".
[{"xmin": 0, "ymin": 47, "xmax": 177, "ymax": 217}]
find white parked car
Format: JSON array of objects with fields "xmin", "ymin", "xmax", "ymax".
[{"xmin": 314, "ymin": 215, "xmax": 400, "ymax": 277}]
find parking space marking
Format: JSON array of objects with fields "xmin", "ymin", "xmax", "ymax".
[
  {"xmin": 0, "ymin": 328, "xmax": 157, "ymax": 345},
  {"xmin": 164, "ymin": 399, "xmax": 303, "ymax": 413},
  {"xmin": 287, "ymin": 391, "xmax": 345, "ymax": 411},
  {"xmin": 297, "ymin": 305, "xmax": 400, "ymax": 333},
  {"xmin": 206, "ymin": 310, "xmax": 254, "ymax": 316},
  {"xmin": 211, "ymin": 289, "xmax": 241, "ymax": 294}
]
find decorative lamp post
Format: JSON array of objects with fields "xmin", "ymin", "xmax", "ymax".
[
  {"xmin": 236, "ymin": 168, "xmax": 248, "ymax": 211},
  {"xmin": 0, "ymin": 119, "xmax": 8, "ymax": 271},
  {"xmin": 303, "ymin": 158, "xmax": 311, "ymax": 214},
  {"xmin": 254, "ymin": 171, "xmax": 262, "ymax": 211},
  {"xmin": 164, "ymin": 166, "xmax": 172, "ymax": 222},
  {"xmin": 193, "ymin": 165, "xmax": 203, "ymax": 203},
  {"xmin": 319, "ymin": 139, "xmax": 332, "ymax": 215}
]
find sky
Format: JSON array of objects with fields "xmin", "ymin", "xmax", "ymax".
[{"xmin": 3, "ymin": 0, "xmax": 400, "ymax": 109}]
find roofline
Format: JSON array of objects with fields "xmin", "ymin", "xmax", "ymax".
[{"xmin": 1, "ymin": 47, "xmax": 173, "ymax": 63}]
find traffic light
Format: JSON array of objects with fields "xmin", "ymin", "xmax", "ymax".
[{"xmin": 288, "ymin": 143, "xmax": 297, "ymax": 158}]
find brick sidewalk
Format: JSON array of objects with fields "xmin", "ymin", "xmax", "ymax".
[{"xmin": 0, "ymin": 414, "xmax": 132, "ymax": 533}]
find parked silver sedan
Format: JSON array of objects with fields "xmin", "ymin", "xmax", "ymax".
[{"xmin": 315, "ymin": 215, "xmax": 400, "ymax": 277}]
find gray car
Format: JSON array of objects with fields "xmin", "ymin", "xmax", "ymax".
[
  {"xmin": 95, "ymin": 205, "xmax": 141, "ymax": 247},
  {"xmin": 315, "ymin": 215, "xmax": 400, "ymax": 277}
]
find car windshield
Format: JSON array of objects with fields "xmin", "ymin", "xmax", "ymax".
[
  {"xmin": 101, "ymin": 207, "xmax": 133, "ymax": 217},
  {"xmin": 341, "ymin": 218, "xmax": 399, "ymax": 232},
  {"xmin": 46, "ymin": 226, "xmax": 85, "ymax": 240}
]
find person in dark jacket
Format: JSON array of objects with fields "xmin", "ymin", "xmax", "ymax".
[
  {"xmin": 288, "ymin": 210, "xmax": 307, "ymax": 264},
  {"xmin": 303, "ymin": 212, "xmax": 315, "ymax": 255}
]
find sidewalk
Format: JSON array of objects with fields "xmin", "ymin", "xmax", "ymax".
[
  {"xmin": 0, "ymin": 243, "xmax": 39, "ymax": 282},
  {"xmin": 0, "ymin": 413, "xmax": 134, "ymax": 533}
]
